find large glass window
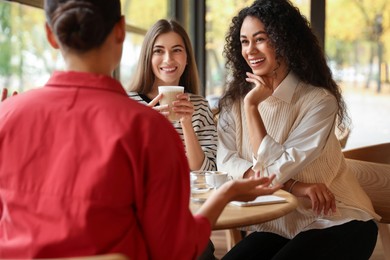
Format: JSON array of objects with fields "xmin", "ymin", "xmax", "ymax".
[
  {"xmin": 121, "ymin": 0, "xmax": 168, "ymax": 31},
  {"xmin": 0, "ymin": 1, "xmax": 64, "ymax": 94},
  {"xmin": 325, "ymin": 0, "xmax": 390, "ymax": 149},
  {"xmin": 205, "ymin": 0, "xmax": 389, "ymax": 148},
  {"xmin": 0, "ymin": 0, "xmax": 169, "ymax": 94},
  {"xmin": 2, "ymin": 1, "xmax": 388, "ymax": 148},
  {"xmin": 119, "ymin": 0, "xmax": 169, "ymax": 89},
  {"xmin": 120, "ymin": 32, "xmax": 145, "ymax": 89},
  {"xmin": 205, "ymin": 1, "xmax": 251, "ymax": 103}
]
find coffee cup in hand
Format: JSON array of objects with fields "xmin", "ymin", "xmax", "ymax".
[{"xmin": 158, "ymin": 86, "xmax": 184, "ymax": 122}]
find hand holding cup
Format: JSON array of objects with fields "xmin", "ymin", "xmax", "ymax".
[{"xmin": 158, "ymin": 86, "xmax": 184, "ymax": 122}]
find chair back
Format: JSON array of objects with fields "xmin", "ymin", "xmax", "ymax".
[
  {"xmin": 343, "ymin": 143, "xmax": 390, "ymax": 165},
  {"xmin": 343, "ymin": 143, "xmax": 390, "ymax": 223}
]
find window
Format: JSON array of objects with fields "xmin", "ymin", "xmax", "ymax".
[
  {"xmin": 204, "ymin": 0, "xmax": 390, "ymax": 148},
  {"xmin": 0, "ymin": 0, "xmax": 169, "ymax": 94},
  {"xmin": 0, "ymin": 1, "xmax": 64, "ymax": 93},
  {"xmin": 325, "ymin": 0, "xmax": 390, "ymax": 149},
  {"xmin": 120, "ymin": 32, "xmax": 145, "ymax": 89},
  {"xmin": 119, "ymin": 0, "xmax": 169, "ymax": 89}
]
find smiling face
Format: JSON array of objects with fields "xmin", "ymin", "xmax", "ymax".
[
  {"xmin": 240, "ymin": 16, "xmax": 280, "ymax": 78},
  {"xmin": 151, "ymin": 31, "xmax": 187, "ymax": 88}
]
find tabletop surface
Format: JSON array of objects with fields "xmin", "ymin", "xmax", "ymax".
[{"xmin": 190, "ymin": 189, "xmax": 298, "ymax": 230}]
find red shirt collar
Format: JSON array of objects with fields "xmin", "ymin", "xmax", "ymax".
[{"xmin": 45, "ymin": 71, "xmax": 127, "ymax": 96}]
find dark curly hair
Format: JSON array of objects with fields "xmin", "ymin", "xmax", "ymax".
[{"xmin": 219, "ymin": 0, "xmax": 350, "ymax": 133}]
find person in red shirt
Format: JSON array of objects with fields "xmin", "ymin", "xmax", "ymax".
[{"xmin": 0, "ymin": 0, "xmax": 280, "ymax": 259}]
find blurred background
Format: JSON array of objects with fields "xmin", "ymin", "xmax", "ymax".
[{"xmin": 1, "ymin": 0, "xmax": 389, "ymax": 149}]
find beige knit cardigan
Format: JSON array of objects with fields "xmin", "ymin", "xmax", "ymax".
[{"xmin": 226, "ymin": 81, "xmax": 380, "ymax": 238}]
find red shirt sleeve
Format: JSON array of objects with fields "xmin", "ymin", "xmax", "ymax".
[{"xmin": 129, "ymin": 113, "xmax": 211, "ymax": 259}]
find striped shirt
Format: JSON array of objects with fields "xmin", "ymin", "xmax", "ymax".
[{"xmin": 128, "ymin": 92, "xmax": 217, "ymax": 171}]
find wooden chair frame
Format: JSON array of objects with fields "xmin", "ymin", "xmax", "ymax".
[{"xmin": 343, "ymin": 143, "xmax": 390, "ymax": 260}]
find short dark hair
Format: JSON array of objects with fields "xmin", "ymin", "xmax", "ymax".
[{"xmin": 44, "ymin": 0, "xmax": 121, "ymax": 52}]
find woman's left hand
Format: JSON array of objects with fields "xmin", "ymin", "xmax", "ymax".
[
  {"xmin": 292, "ymin": 181, "xmax": 337, "ymax": 216},
  {"xmin": 172, "ymin": 93, "xmax": 194, "ymax": 124},
  {"xmin": 244, "ymin": 72, "xmax": 273, "ymax": 105}
]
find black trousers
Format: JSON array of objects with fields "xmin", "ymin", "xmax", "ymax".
[
  {"xmin": 222, "ymin": 220, "xmax": 378, "ymax": 260},
  {"xmin": 198, "ymin": 240, "xmax": 217, "ymax": 260}
]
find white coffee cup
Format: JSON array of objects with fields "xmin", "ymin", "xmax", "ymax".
[
  {"xmin": 205, "ymin": 171, "xmax": 232, "ymax": 189},
  {"xmin": 158, "ymin": 86, "xmax": 184, "ymax": 122},
  {"xmin": 190, "ymin": 171, "xmax": 215, "ymax": 202}
]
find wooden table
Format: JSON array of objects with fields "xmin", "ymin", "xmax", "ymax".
[{"xmin": 190, "ymin": 189, "xmax": 298, "ymax": 248}]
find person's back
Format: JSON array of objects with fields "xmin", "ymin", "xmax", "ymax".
[
  {"xmin": 0, "ymin": 1, "xmax": 281, "ymax": 258},
  {"xmin": 0, "ymin": 71, "xmax": 196, "ymax": 258},
  {"xmin": 0, "ymin": 0, "xmax": 209, "ymax": 258}
]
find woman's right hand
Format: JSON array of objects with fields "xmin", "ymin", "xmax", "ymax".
[
  {"xmin": 147, "ymin": 93, "xmax": 169, "ymax": 118},
  {"xmin": 219, "ymin": 174, "xmax": 282, "ymax": 203},
  {"xmin": 196, "ymin": 174, "xmax": 282, "ymax": 227},
  {"xmin": 244, "ymin": 72, "xmax": 273, "ymax": 105}
]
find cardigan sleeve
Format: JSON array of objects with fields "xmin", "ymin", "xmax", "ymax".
[
  {"xmin": 217, "ymin": 109, "xmax": 253, "ymax": 179},
  {"xmin": 135, "ymin": 113, "xmax": 211, "ymax": 259},
  {"xmin": 252, "ymin": 94, "xmax": 338, "ymax": 184}
]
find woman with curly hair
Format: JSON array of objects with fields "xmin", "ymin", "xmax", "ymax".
[{"xmin": 218, "ymin": 0, "xmax": 380, "ymax": 259}]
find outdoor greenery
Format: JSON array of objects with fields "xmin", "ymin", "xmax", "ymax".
[
  {"xmin": 0, "ymin": 0, "xmax": 389, "ymax": 94},
  {"xmin": 205, "ymin": 0, "xmax": 389, "ymax": 94},
  {"xmin": 327, "ymin": 0, "xmax": 389, "ymax": 89},
  {"xmin": 0, "ymin": 2, "xmax": 62, "ymax": 91}
]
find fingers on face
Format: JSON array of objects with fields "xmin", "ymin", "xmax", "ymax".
[
  {"xmin": 245, "ymin": 77, "xmax": 261, "ymax": 88},
  {"xmin": 246, "ymin": 72, "xmax": 261, "ymax": 80},
  {"xmin": 246, "ymin": 72, "xmax": 267, "ymax": 84}
]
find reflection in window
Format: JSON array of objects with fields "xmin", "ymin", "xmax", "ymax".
[
  {"xmin": 0, "ymin": 1, "xmax": 64, "ymax": 94},
  {"xmin": 120, "ymin": 32, "xmax": 145, "ymax": 89}
]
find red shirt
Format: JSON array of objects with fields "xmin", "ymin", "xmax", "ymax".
[{"xmin": 0, "ymin": 71, "xmax": 210, "ymax": 259}]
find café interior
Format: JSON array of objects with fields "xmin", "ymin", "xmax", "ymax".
[{"xmin": 1, "ymin": 0, "xmax": 390, "ymax": 259}]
